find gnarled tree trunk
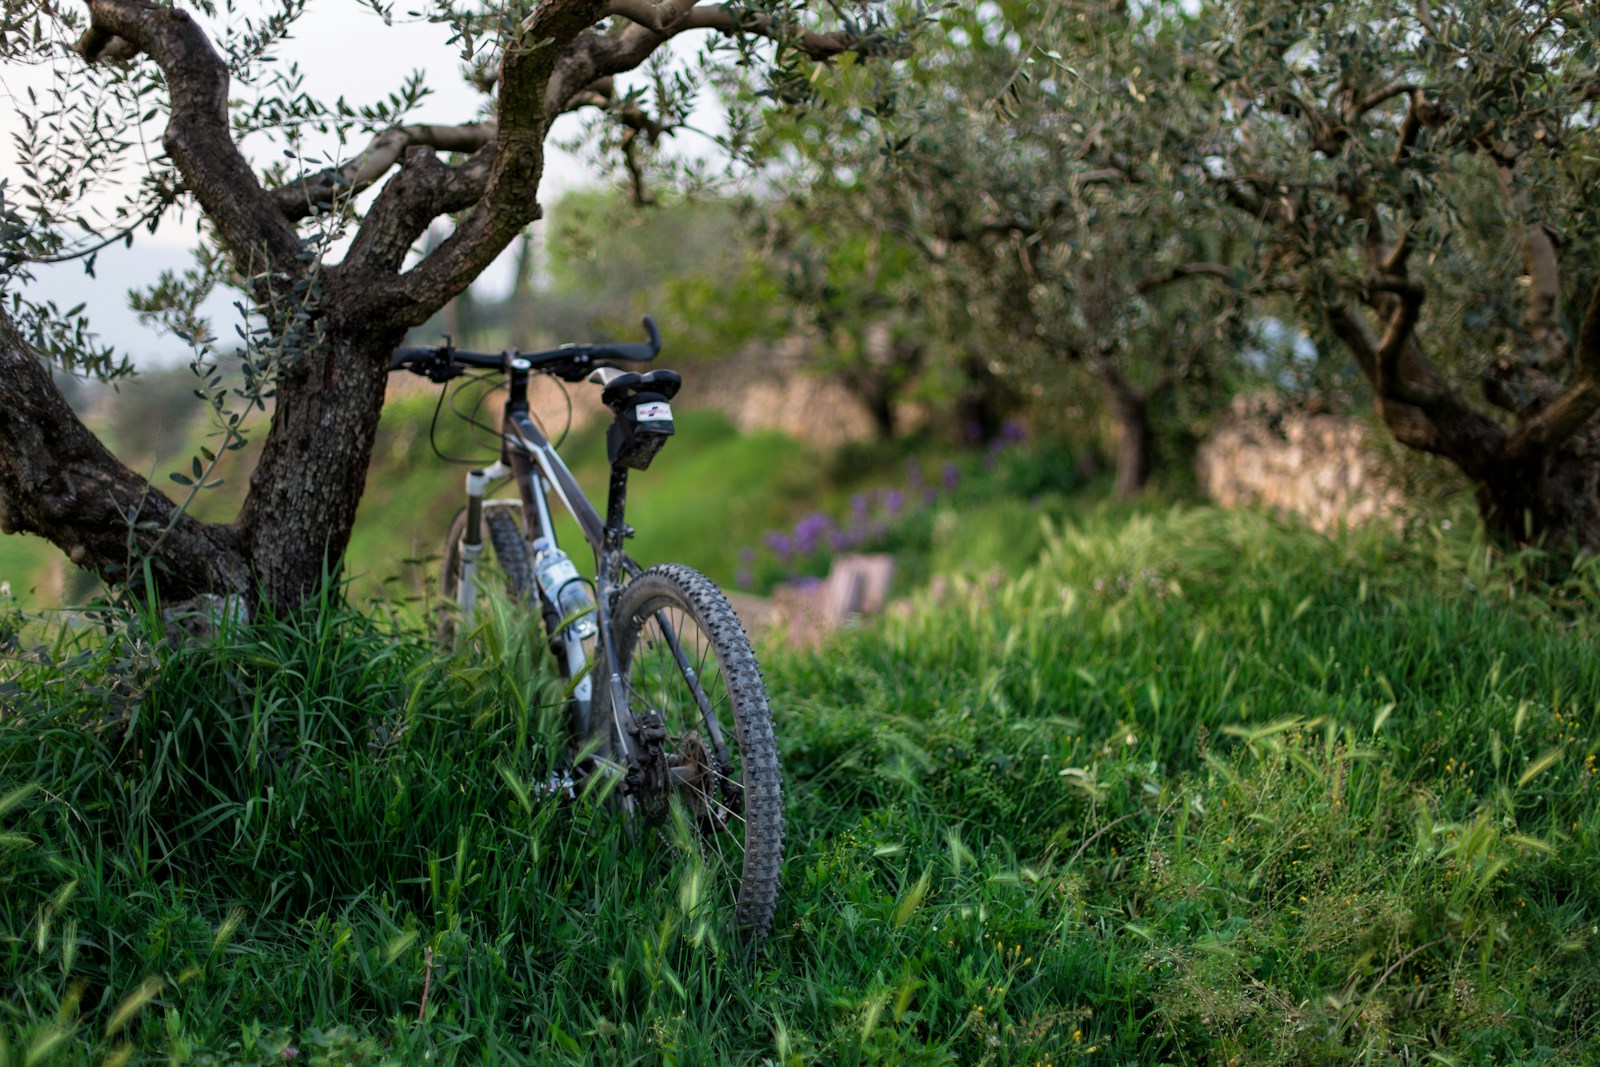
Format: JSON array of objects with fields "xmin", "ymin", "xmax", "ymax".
[
  {"xmin": 237, "ymin": 329, "xmax": 404, "ymax": 609},
  {"xmin": 0, "ymin": 310, "xmax": 250, "ymax": 600},
  {"xmin": 1475, "ymin": 429, "xmax": 1600, "ymax": 554}
]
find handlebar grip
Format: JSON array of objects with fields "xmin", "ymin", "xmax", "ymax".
[
  {"xmin": 594, "ymin": 343, "xmax": 656, "ymax": 362},
  {"xmin": 588, "ymin": 317, "xmax": 662, "ymax": 363},
  {"xmin": 389, "ymin": 346, "xmax": 441, "ymax": 371}
]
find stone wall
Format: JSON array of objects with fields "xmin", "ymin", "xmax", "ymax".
[
  {"xmin": 1196, "ymin": 399, "xmax": 1404, "ymax": 532},
  {"xmin": 694, "ymin": 335, "xmax": 886, "ymax": 447}
]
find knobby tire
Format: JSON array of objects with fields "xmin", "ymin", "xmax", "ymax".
[{"xmin": 594, "ymin": 563, "xmax": 785, "ymax": 943}]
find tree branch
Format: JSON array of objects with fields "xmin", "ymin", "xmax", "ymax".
[
  {"xmin": 1345, "ymin": 79, "xmax": 1420, "ymax": 122},
  {"xmin": 549, "ymin": 1, "xmax": 892, "ymax": 120},
  {"xmin": 343, "ymin": 147, "xmax": 493, "ymax": 278},
  {"xmin": 1325, "ymin": 300, "xmax": 1504, "ymax": 477},
  {"xmin": 78, "ymin": 0, "xmax": 303, "ymax": 277},
  {"xmin": 1325, "ymin": 303, "xmax": 1451, "ymax": 457},
  {"xmin": 0, "ymin": 309, "xmax": 248, "ymax": 599},
  {"xmin": 600, "ymin": 0, "xmax": 696, "ymax": 31},
  {"xmin": 1493, "ymin": 159, "xmax": 1568, "ymax": 370},
  {"xmin": 1136, "ymin": 262, "xmax": 1232, "ymax": 293},
  {"xmin": 677, "ymin": 3, "xmax": 859, "ymax": 59},
  {"xmin": 270, "ymin": 124, "xmax": 494, "ymax": 221},
  {"xmin": 365, "ymin": 0, "xmax": 608, "ymax": 325},
  {"xmin": 1212, "ymin": 175, "xmax": 1295, "ymax": 227},
  {"xmin": 1392, "ymin": 90, "xmax": 1425, "ymax": 166},
  {"xmin": 1368, "ymin": 273, "xmax": 1424, "ymax": 397}
]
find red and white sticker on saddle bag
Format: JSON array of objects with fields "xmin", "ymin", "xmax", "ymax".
[{"xmin": 635, "ymin": 401, "xmax": 673, "ymax": 422}]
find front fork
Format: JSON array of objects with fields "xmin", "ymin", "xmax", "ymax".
[{"xmin": 459, "ymin": 460, "xmax": 594, "ymax": 743}]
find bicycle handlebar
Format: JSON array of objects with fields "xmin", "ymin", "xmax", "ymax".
[{"xmin": 389, "ymin": 315, "xmax": 662, "ymax": 381}]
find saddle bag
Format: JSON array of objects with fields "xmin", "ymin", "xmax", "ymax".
[{"xmin": 608, "ymin": 391, "xmax": 675, "ymax": 469}]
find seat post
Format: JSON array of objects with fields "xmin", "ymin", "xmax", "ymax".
[{"xmin": 604, "ymin": 464, "xmax": 631, "ymax": 552}]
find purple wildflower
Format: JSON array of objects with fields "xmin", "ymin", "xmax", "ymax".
[
  {"xmin": 736, "ymin": 566, "xmax": 754, "ymax": 588},
  {"xmin": 739, "ymin": 546, "xmax": 756, "ymax": 564},
  {"xmin": 884, "ymin": 489, "xmax": 905, "ymax": 517},
  {"xmin": 941, "ymin": 462, "xmax": 960, "ymax": 492},
  {"xmin": 999, "ymin": 419, "xmax": 1027, "ymax": 445},
  {"xmin": 793, "ymin": 511, "xmax": 833, "ymax": 555},
  {"xmin": 763, "ymin": 530, "xmax": 793, "ymax": 562}
]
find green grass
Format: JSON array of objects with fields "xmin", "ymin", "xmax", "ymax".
[{"xmin": 3, "ymin": 505, "xmax": 1599, "ymax": 1063}]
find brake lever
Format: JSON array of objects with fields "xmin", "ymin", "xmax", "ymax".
[{"xmin": 425, "ymin": 354, "xmax": 460, "ymax": 383}]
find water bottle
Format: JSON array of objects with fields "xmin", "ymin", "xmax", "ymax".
[{"xmin": 531, "ymin": 538, "xmax": 596, "ymax": 638}]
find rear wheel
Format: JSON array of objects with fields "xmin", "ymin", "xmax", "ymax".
[{"xmin": 593, "ymin": 563, "xmax": 784, "ymax": 942}]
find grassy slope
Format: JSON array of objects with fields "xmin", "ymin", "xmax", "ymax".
[{"xmin": 2, "ymin": 505, "xmax": 1598, "ymax": 1064}]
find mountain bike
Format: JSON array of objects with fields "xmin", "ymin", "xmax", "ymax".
[{"xmin": 389, "ymin": 318, "xmax": 783, "ymax": 942}]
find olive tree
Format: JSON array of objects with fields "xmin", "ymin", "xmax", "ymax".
[
  {"xmin": 1134, "ymin": 1, "xmax": 1600, "ymax": 549},
  {"xmin": 757, "ymin": 148, "xmax": 935, "ymax": 441},
  {"xmin": 763, "ymin": 1, "xmax": 1249, "ymax": 488},
  {"xmin": 0, "ymin": 0, "xmax": 908, "ymax": 610}
]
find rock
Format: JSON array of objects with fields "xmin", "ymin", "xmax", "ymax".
[{"xmin": 1196, "ymin": 396, "xmax": 1405, "ymax": 533}]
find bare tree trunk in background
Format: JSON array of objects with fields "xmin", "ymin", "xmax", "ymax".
[
  {"xmin": 954, "ymin": 351, "xmax": 1010, "ymax": 444},
  {"xmin": 1108, "ymin": 391, "xmax": 1152, "ymax": 499},
  {"xmin": 1098, "ymin": 365, "xmax": 1159, "ymax": 499}
]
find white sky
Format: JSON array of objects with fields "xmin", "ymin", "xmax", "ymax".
[{"xmin": 0, "ymin": 1, "xmax": 693, "ymax": 364}]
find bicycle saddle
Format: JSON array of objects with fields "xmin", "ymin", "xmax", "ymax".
[{"xmin": 590, "ymin": 368, "xmax": 682, "ymax": 413}]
